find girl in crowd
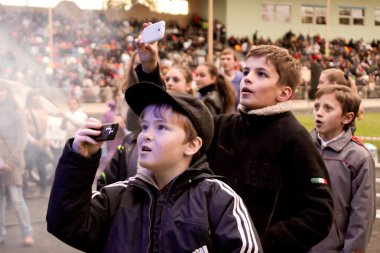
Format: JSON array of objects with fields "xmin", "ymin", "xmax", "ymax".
[
  {"xmin": 195, "ymin": 63, "xmax": 236, "ymax": 115},
  {"xmin": 165, "ymin": 65, "xmax": 195, "ymax": 95}
]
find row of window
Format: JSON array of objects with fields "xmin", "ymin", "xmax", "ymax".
[{"xmin": 262, "ymin": 3, "xmax": 380, "ymax": 26}]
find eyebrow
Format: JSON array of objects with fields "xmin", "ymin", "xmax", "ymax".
[{"xmin": 243, "ymin": 66, "xmax": 270, "ymax": 72}]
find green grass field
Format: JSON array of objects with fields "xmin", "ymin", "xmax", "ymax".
[{"xmin": 295, "ymin": 112, "xmax": 380, "ymax": 159}]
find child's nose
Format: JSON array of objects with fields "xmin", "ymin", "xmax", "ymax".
[
  {"xmin": 142, "ymin": 129, "xmax": 153, "ymax": 140},
  {"xmin": 316, "ymin": 108, "xmax": 323, "ymax": 116},
  {"xmin": 243, "ymin": 76, "xmax": 252, "ymax": 85}
]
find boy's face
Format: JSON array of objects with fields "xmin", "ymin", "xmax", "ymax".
[
  {"xmin": 137, "ymin": 106, "xmax": 190, "ymax": 173},
  {"xmin": 240, "ymin": 56, "xmax": 283, "ymax": 110},
  {"xmin": 220, "ymin": 53, "xmax": 235, "ymax": 72},
  {"xmin": 313, "ymin": 93, "xmax": 352, "ymax": 141}
]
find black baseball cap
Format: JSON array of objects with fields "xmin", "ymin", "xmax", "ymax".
[{"xmin": 125, "ymin": 81, "xmax": 214, "ymax": 152}]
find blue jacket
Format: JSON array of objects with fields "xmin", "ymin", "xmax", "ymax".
[{"xmin": 47, "ymin": 140, "xmax": 263, "ymax": 253}]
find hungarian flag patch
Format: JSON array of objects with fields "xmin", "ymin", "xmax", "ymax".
[{"xmin": 310, "ymin": 178, "xmax": 328, "ymax": 185}]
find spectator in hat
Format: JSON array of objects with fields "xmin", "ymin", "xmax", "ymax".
[{"xmin": 46, "ymin": 81, "xmax": 262, "ymax": 253}]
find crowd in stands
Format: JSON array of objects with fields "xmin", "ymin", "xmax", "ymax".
[{"xmin": 0, "ymin": 5, "xmax": 379, "ymax": 103}]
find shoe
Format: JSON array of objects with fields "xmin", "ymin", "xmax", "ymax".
[{"xmin": 23, "ymin": 236, "xmax": 34, "ymax": 246}]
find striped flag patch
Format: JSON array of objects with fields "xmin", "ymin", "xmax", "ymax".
[{"xmin": 310, "ymin": 178, "xmax": 328, "ymax": 185}]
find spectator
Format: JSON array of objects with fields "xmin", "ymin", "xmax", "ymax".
[
  {"xmin": 24, "ymin": 90, "xmax": 53, "ymax": 198},
  {"xmin": 194, "ymin": 63, "xmax": 236, "ymax": 114},
  {"xmin": 138, "ymin": 42, "xmax": 334, "ymax": 253},
  {"xmin": 309, "ymin": 57, "xmax": 323, "ymax": 99},
  {"xmin": 220, "ymin": 47, "xmax": 243, "ymax": 104},
  {"xmin": 60, "ymin": 97, "xmax": 88, "ymax": 139},
  {"xmin": 318, "ymin": 68, "xmax": 364, "ymax": 134},
  {"xmin": 46, "ymin": 82, "xmax": 263, "ymax": 253},
  {"xmin": 165, "ymin": 65, "xmax": 195, "ymax": 95},
  {"xmin": 0, "ymin": 81, "xmax": 34, "ymax": 246},
  {"xmin": 309, "ymin": 85, "xmax": 375, "ymax": 253}
]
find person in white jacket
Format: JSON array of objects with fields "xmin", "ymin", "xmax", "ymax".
[{"xmin": 61, "ymin": 97, "xmax": 88, "ymax": 139}]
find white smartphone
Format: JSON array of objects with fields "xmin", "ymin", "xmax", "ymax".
[{"xmin": 142, "ymin": 21, "xmax": 166, "ymax": 44}]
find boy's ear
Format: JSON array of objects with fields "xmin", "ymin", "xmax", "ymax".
[
  {"xmin": 342, "ymin": 112, "xmax": 355, "ymax": 125},
  {"xmin": 184, "ymin": 137, "xmax": 202, "ymax": 156},
  {"xmin": 276, "ymin": 86, "xmax": 293, "ymax": 102}
]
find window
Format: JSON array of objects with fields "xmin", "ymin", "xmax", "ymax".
[
  {"xmin": 339, "ymin": 6, "xmax": 365, "ymax": 25},
  {"xmin": 301, "ymin": 5, "xmax": 326, "ymax": 25},
  {"xmin": 262, "ymin": 2, "xmax": 291, "ymax": 23},
  {"xmin": 375, "ymin": 7, "xmax": 380, "ymax": 26}
]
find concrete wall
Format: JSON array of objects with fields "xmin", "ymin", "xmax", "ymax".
[{"xmin": 223, "ymin": 0, "xmax": 380, "ymax": 41}]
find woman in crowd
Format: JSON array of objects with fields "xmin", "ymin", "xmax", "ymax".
[
  {"xmin": 165, "ymin": 65, "xmax": 195, "ymax": 95},
  {"xmin": 194, "ymin": 63, "xmax": 236, "ymax": 115}
]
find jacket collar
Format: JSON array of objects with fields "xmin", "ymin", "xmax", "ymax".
[
  {"xmin": 311, "ymin": 128, "xmax": 352, "ymax": 152},
  {"xmin": 134, "ymin": 155, "xmax": 216, "ymax": 191},
  {"xmin": 238, "ymin": 101, "xmax": 291, "ymax": 116},
  {"xmin": 198, "ymin": 84, "xmax": 217, "ymax": 96}
]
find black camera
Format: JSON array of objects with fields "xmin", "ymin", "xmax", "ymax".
[{"xmin": 92, "ymin": 123, "xmax": 119, "ymax": 141}]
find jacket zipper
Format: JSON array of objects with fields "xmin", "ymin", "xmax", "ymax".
[{"xmin": 132, "ymin": 182, "xmax": 154, "ymax": 253}]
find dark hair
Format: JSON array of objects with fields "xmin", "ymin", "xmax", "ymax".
[{"xmin": 200, "ymin": 63, "xmax": 237, "ymax": 114}]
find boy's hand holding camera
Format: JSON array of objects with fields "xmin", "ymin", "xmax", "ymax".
[{"xmin": 72, "ymin": 118, "xmax": 118, "ymax": 158}]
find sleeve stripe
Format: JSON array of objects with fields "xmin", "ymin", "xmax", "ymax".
[{"xmin": 206, "ymin": 179, "xmax": 259, "ymax": 253}]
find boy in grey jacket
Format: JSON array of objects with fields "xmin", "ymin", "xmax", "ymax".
[{"xmin": 310, "ymin": 84, "xmax": 376, "ymax": 253}]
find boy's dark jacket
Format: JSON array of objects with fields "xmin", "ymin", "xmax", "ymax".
[
  {"xmin": 47, "ymin": 140, "xmax": 262, "ymax": 253},
  {"xmin": 136, "ymin": 65, "xmax": 334, "ymax": 253}
]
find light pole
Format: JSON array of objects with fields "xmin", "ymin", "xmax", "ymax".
[
  {"xmin": 48, "ymin": 5, "xmax": 54, "ymax": 66},
  {"xmin": 325, "ymin": 0, "xmax": 330, "ymax": 57},
  {"xmin": 207, "ymin": 0, "xmax": 213, "ymax": 63}
]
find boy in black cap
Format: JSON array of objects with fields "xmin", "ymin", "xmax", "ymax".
[{"xmin": 46, "ymin": 81, "xmax": 262, "ymax": 253}]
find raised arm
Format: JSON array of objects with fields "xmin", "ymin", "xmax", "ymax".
[
  {"xmin": 46, "ymin": 118, "xmax": 110, "ymax": 251},
  {"xmin": 134, "ymin": 23, "xmax": 166, "ymax": 89}
]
